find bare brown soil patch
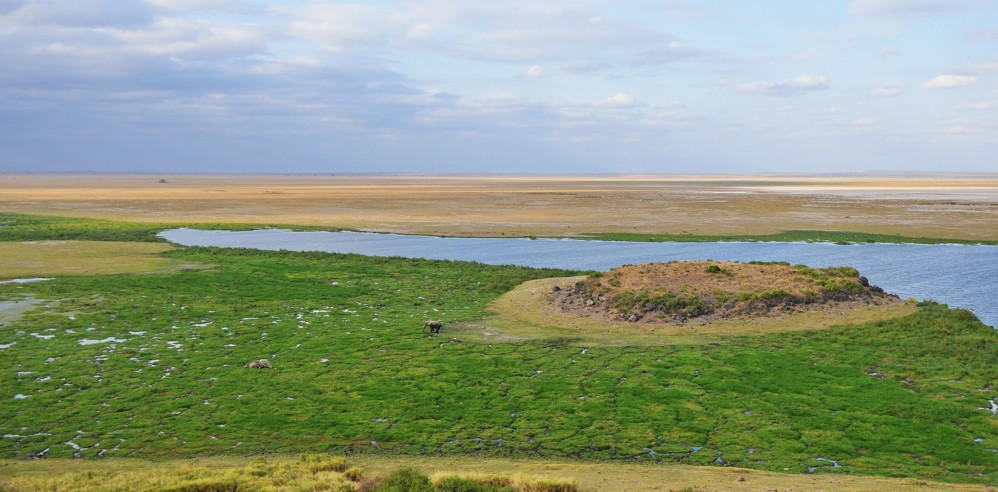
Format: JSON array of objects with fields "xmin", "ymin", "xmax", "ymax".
[
  {"xmin": 556, "ymin": 261, "xmax": 900, "ymax": 325},
  {"xmin": 1, "ymin": 173, "xmax": 997, "ymax": 240}
]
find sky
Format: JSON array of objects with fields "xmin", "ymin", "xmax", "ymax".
[{"xmin": 1, "ymin": 0, "xmax": 996, "ymax": 174}]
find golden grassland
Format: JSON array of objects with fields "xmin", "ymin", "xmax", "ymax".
[
  {"xmin": 0, "ymin": 241, "xmax": 209, "ymax": 280},
  {"xmin": 469, "ymin": 276, "xmax": 917, "ymax": 345},
  {"xmin": 1, "ymin": 455, "xmax": 993, "ymax": 492},
  {"xmin": 1, "ymin": 173, "xmax": 997, "ymax": 240}
]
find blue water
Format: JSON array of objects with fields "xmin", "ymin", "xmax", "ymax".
[{"xmin": 159, "ymin": 228, "xmax": 998, "ymax": 328}]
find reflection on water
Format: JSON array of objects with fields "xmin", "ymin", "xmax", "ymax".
[{"xmin": 159, "ymin": 228, "xmax": 998, "ymax": 328}]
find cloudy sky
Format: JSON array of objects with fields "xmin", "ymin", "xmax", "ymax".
[{"xmin": 1, "ymin": 0, "xmax": 996, "ymax": 174}]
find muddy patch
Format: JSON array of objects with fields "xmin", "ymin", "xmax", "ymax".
[{"xmin": 0, "ymin": 295, "xmax": 44, "ymax": 328}]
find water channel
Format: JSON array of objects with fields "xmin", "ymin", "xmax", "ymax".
[{"xmin": 159, "ymin": 228, "xmax": 998, "ymax": 328}]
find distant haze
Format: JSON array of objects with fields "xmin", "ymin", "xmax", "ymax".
[{"xmin": 1, "ymin": 1, "xmax": 996, "ymax": 174}]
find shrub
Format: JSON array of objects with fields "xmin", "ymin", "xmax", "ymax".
[
  {"xmin": 300, "ymin": 454, "xmax": 347, "ymax": 473},
  {"xmin": 344, "ymin": 466, "xmax": 364, "ymax": 482},
  {"xmin": 434, "ymin": 476, "xmax": 516, "ymax": 491},
  {"xmin": 377, "ymin": 467, "xmax": 433, "ymax": 492}
]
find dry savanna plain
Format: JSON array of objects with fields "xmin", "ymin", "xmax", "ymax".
[
  {"xmin": 1, "ymin": 173, "xmax": 997, "ymax": 491},
  {"xmin": 2, "ymin": 173, "xmax": 998, "ymax": 241}
]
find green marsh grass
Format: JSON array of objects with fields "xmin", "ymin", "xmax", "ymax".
[{"xmin": 0, "ymin": 217, "xmax": 995, "ymax": 487}]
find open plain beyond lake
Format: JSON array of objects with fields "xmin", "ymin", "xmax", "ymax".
[
  {"xmin": 2, "ymin": 173, "xmax": 998, "ymax": 242},
  {"xmin": 0, "ymin": 176, "xmax": 997, "ymax": 491}
]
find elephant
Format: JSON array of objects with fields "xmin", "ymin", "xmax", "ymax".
[
  {"xmin": 422, "ymin": 320, "xmax": 443, "ymax": 334},
  {"xmin": 248, "ymin": 359, "xmax": 272, "ymax": 369}
]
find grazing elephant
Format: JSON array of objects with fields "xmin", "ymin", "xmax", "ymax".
[
  {"xmin": 248, "ymin": 359, "xmax": 272, "ymax": 369},
  {"xmin": 422, "ymin": 320, "xmax": 443, "ymax": 334}
]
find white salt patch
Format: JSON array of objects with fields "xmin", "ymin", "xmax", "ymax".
[
  {"xmin": 980, "ymin": 399, "xmax": 998, "ymax": 416},
  {"xmin": 0, "ymin": 278, "xmax": 53, "ymax": 284},
  {"xmin": 68, "ymin": 316, "xmax": 76, "ymax": 320},
  {"xmin": 193, "ymin": 322, "xmax": 212, "ymax": 327},
  {"xmin": 45, "ymin": 357, "xmax": 55, "ymax": 362},
  {"xmin": 320, "ymin": 358, "xmax": 328, "ymax": 363},
  {"xmin": 16, "ymin": 371, "xmax": 34, "ymax": 376},
  {"xmin": 36, "ymin": 376, "xmax": 51, "ymax": 382},
  {"xmin": 311, "ymin": 309, "xmax": 329, "ymax": 313},
  {"xmin": 79, "ymin": 337, "xmax": 127, "ymax": 346},
  {"xmin": 224, "ymin": 344, "xmax": 236, "ymax": 347},
  {"xmin": 166, "ymin": 341, "xmax": 182, "ymax": 349},
  {"xmin": 129, "ymin": 331, "xmax": 146, "ymax": 336},
  {"xmin": 146, "ymin": 360, "xmax": 159, "ymax": 366},
  {"xmin": 65, "ymin": 329, "xmax": 75, "ymax": 334},
  {"xmin": 13, "ymin": 394, "xmax": 30, "ymax": 399},
  {"xmin": 0, "ymin": 342, "xmax": 15, "ymax": 350},
  {"xmin": 30, "ymin": 333, "xmax": 55, "ymax": 340},
  {"xmin": 241, "ymin": 317, "xmax": 257, "ymax": 321}
]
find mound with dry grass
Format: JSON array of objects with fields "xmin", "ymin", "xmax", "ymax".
[{"xmin": 554, "ymin": 261, "xmax": 900, "ymax": 324}]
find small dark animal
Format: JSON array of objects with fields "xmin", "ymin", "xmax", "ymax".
[
  {"xmin": 859, "ymin": 276, "xmax": 870, "ymax": 287},
  {"xmin": 422, "ymin": 320, "xmax": 443, "ymax": 334},
  {"xmin": 248, "ymin": 359, "xmax": 272, "ymax": 369}
]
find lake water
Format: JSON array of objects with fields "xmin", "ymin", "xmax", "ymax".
[{"xmin": 159, "ymin": 228, "xmax": 998, "ymax": 328}]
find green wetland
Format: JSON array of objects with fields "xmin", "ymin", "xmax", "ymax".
[{"xmin": 0, "ymin": 214, "xmax": 996, "ymax": 487}]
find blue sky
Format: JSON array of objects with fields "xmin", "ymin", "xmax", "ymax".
[{"xmin": 1, "ymin": 0, "xmax": 995, "ymax": 173}]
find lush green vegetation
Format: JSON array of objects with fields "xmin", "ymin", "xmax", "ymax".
[
  {"xmin": 0, "ymin": 215, "xmax": 996, "ymax": 487},
  {"xmin": 0, "ymin": 213, "xmax": 337, "ymax": 243},
  {"xmin": 574, "ymin": 230, "xmax": 998, "ymax": 245}
]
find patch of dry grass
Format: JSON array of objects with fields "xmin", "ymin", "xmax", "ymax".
[
  {"xmin": 0, "ymin": 241, "xmax": 209, "ymax": 279},
  {"xmin": 1, "ymin": 456, "xmax": 990, "ymax": 492}
]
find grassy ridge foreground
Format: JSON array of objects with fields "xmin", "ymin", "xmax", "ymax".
[{"xmin": 0, "ymin": 217, "xmax": 996, "ymax": 487}]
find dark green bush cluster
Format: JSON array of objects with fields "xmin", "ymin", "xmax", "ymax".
[
  {"xmin": 612, "ymin": 290, "xmax": 712, "ymax": 317},
  {"xmin": 373, "ymin": 467, "xmax": 575, "ymax": 492}
]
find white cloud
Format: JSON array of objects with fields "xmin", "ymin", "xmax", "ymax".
[
  {"xmin": 852, "ymin": 117, "xmax": 875, "ymax": 126},
  {"xmin": 633, "ymin": 41, "xmax": 714, "ymax": 66},
  {"xmin": 525, "ymin": 65, "xmax": 543, "ymax": 78},
  {"xmin": 738, "ymin": 75, "xmax": 829, "ymax": 96},
  {"xmin": 970, "ymin": 29, "xmax": 998, "ymax": 40},
  {"xmin": 601, "ymin": 93, "xmax": 635, "ymax": 105},
  {"xmin": 873, "ymin": 84, "xmax": 902, "ymax": 97},
  {"xmin": 850, "ymin": 0, "xmax": 973, "ymax": 18},
  {"xmin": 291, "ymin": 4, "xmax": 412, "ymax": 52},
  {"xmin": 791, "ymin": 49, "xmax": 822, "ymax": 61},
  {"xmin": 920, "ymin": 74, "xmax": 979, "ymax": 89}
]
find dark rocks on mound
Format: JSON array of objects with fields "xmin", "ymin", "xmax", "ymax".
[{"xmin": 552, "ymin": 262, "xmax": 898, "ymax": 324}]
